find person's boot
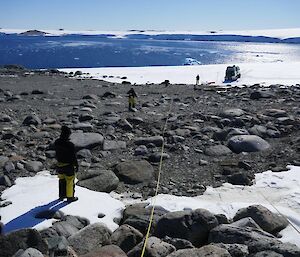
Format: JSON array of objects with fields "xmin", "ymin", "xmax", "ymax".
[{"xmin": 67, "ymin": 197, "xmax": 78, "ymax": 203}]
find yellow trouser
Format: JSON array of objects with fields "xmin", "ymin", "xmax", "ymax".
[
  {"xmin": 58, "ymin": 173, "xmax": 75, "ymax": 198},
  {"xmin": 128, "ymin": 96, "xmax": 136, "ymax": 108}
]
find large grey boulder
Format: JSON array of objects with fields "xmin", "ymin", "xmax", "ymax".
[
  {"xmin": 68, "ymin": 222, "xmax": 112, "ymax": 255},
  {"xmin": 155, "ymin": 209, "xmax": 219, "ymax": 247},
  {"xmin": 227, "ymin": 135, "xmax": 270, "ymax": 153},
  {"xmin": 0, "ymin": 229, "xmax": 48, "ymax": 257},
  {"xmin": 208, "ymin": 224, "xmax": 277, "ymax": 245},
  {"xmin": 165, "ymin": 245, "xmax": 231, "ymax": 257},
  {"xmin": 134, "ymin": 136, "xmax": 164, "ymax": 147},
  {"xmin": 24, "ymin": 161, "xmax": 43, "ymax": 173},
  {"xmin": 50, "ymin": 215, "xmax": 89, "ymax": 239},
  {"xmin": 114, "ymin": 160, "xmax": 154, "ymax": 184},
  {"xmin": 121, "ymin": 203, "xmax": 168, "ymax": 235},
  {"xmin": 127, "ymin": 236, "xmax": 176, "ymax": 257},
  {"xmin": 80, "ymin": 245, "xmax": 127, "ymax": 257},
  {"xmin": 110, "ymin": 224, "xmax": 143, "ymax": 253},
  {"xmin": 70, "ymin": 132, "xmax": 104, "ymax": 150},
  {"xmin": 233, "ymin": 205, "xmax": 289, "ymax": 235},
  {"xmin": 77, "ymin": 169, "xmax": 119, "ymax": 193}
]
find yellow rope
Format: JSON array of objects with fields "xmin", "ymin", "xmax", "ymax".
[{"xmin": 140, "ymin": 99, "xmax": 173, "ymax": 257}]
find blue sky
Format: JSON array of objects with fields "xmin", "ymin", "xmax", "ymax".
[{"xmin": 1, "ymin": 0, "xmax": 299, "ymax": 31}]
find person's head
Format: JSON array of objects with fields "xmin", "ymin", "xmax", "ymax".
[{"xmin": 60, "ymin": 125, "xmax": 71, "ymax": 140}]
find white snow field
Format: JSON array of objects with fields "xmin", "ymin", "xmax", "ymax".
[
  {"xmin": 62, "ymin": 61, "xmax": 300, "ymax": 86},
  {"xmin": 1, "ymin": 166, "xmax": 300, "ymax": 247}
]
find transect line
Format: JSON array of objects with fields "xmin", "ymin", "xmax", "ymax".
[
  {"xmin": 258, "ymin": 190, "xmax": 300, "ymax": 235},
  {"xmin": 140, "ymin": 98, "xmax": 174, "ymax": 257}
]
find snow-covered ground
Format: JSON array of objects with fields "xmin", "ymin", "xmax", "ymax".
[
  {"xmin": 1, "ymin": 166, "xmax": 300, "ymax": 247},
  {"xmin": 1, "ymin": 28, "xmax": 300, "ymax": 39},
  {"xmin": 61, "ymin": 61, "xmax": 300, "ymax": 86}
]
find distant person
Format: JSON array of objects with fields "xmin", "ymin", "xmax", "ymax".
[
  {"xmin": 54, "ymin": 126, "xmax": 79, "ymax": 203},
  {"xmin": 196, "ymin": 74, "xmax": 200, "ymax": 85},
  {"xmin": 127, "ymin": 87, "xmax": 137, "ymax": 111}
]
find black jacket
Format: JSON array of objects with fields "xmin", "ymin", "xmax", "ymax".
[{"xmin": 54, "ymin": 138, "xmax": 78, "ymax": 166}]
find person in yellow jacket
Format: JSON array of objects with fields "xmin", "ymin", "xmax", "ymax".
[{"xmin": 54, "ymin": 126, "xmax": 79, "ymax": 203}]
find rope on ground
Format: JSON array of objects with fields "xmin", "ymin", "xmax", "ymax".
[
  {"xmin": 257, "ymin": 190, "xmax": 300, "ymax": 235},
  {"xmin": 140, "ymin": 99, "xmax": 174, "ymax": 257}
]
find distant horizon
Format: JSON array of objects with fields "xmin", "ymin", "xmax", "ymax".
[{"xmin": 2, "ymin": 27, "xmax": 300, "ymax": 32}]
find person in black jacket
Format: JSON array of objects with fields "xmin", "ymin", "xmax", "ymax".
[{"xmin": 54, "ymin": 126, "xmax": 78, "ymax": 203}]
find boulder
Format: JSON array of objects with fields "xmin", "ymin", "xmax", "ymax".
[
  {"xmin": 12, "ymin": 248, "xmax": 44, "ymax": 257},
  {"xmin": 227, "ymin": 172, "xmax": 253, "ymax": 186},
  {"xmin": 68, "ymin": 223, "xmax": 112, "ymax": 255},
  {"xmin": 0, "ymin": 114, "xmax": 12, "ymax": 122},
  {"xmin": 24, "ymin": 161, "xmax": 43, "ymax": 173},
  {"xmin": 165, "ymin": 245, "xmax": 231, "ymax": 257},
  {"xmin": 103, "ymin": 140, "xmax": 127, "ymax": 151},
  {"xmin": 155, "ymin": 209, "xmax": 219, "ymax": 247},
  {"xmin": 134, "ymin": 145, "xmax": 149, "ymax": 156},
  {"xmin": 122, "ymin": 203, "xmax": 168, "ymax": 235},
  {"xmin": 208, "ymin": 224, "xmax": 277, "ymax": 245},
  {"xmin": 0, "ymin": 229, "xmax": 48, "ymax": 257},
  {"xmin": 110, "ymin": 224, "xmax": 143, "ymax": 253},
  {"xmin": 70, "ymin": 132, "xmax": 104, "ymax": 150},
  {"xmin": 148, "ymin": 152, "xmax": 170, "ymax": 163},
  {"xmin": 212, "ymin": 243, "xmax": 249, "ymax": 257},
  {"xmin": 220, "ymin": 108, "xmax": 245, "ymax": 118},
  {"xmin": 127, "ymin": 236, "xmax": 176, "ymax": 257},
  {"xmin": 204, "ymin": 145, "xmax": 232, "ymax": 156},
  {"xmin": 77, "ymin": 169, "xmax": 119, "ymax": 193},
  {"xmin": 162, "ymin": 236, "xmax": 195, "ymax": 250},
  {"xmin": 46, "ymin": 236, "xmax": 69, "ymax": 256},
  {"xmin": 114, "ymin": 160, "xmax": 154, "ymax": 184},
  {"xmin": 50, "ymin": 215, "xmax": 89, "ymax": 238},
  {"xmin": 231, "ymin": 217, "xmax": 262, "ymax": 230},
  {"xmin": 250, "ymin": 90, "xmax": 275, "ymax": 100},
  {"xmin": 247, "ymin": 241, "xmax": 300, "ymax": 257},
  {"xmin": 251, "ymin": 251, "xmax": 284, "ymax": 257},
  {"xmin": 117, "ymin": 119, "xmax": 133, "ymax": 131},
  {"xmin": 233, "ymin": 205, "xmax": 289, "ymax": 235},
  {"xmin": 80, "ymin": 245, "xmax": 127, "ymax": 257},
  {"xmin": 227, "ymin": 135, "xmax": 270, "ymax": 153},
  {"xmin": 22, "ymin": 114, "xmax": 41, "ymax": 126},
  {"xmin": 134, "ymin": 136, "xmax": 164, "ymax": 147},
  {"xmin": 71, "ymin": 123, "xmax": 93, "ymax": 132}
]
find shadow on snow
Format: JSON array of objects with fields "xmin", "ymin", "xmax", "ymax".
[{"xmin": 3, "ymin": 199, "xmax": 69, "ymax": 234}]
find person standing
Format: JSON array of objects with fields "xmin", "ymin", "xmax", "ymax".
[
  {"xmin": 196, "ymin": 74, "xmax": 200, "ymax": 85},
  {"xmin": 54, "ymin": 126, "xmax": 78, "ymax": 203},
  {"xmin": 127, "ymin": 87, "xmax": 137, "ymax": 111}
]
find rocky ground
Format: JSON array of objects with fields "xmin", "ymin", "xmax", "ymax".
[
  {"xmin": 0, "ymin": 65, "xmax": 300, "ymax": 256},
  {"xmin": 0, "ymin": 66, "xmax": 299, "ymax": 199}
]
